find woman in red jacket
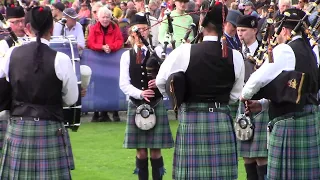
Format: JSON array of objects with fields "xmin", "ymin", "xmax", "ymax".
[{"xmin": 87, "ymin": 6, "xmax": 123, "ymax": 53}]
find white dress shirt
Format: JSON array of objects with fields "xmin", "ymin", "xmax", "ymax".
[
  {"xmin": 0, "ymin": 38, "xmax": 79, "ymax": 106},
  {"xmin": 241, "ymin": 36, "xmax": 317, "ymax": 100},
  {"xmin": 0, "ymin": 36, "xmax": 28, "ymax": 57},
  {"xmin": 119, "ymin": 45, "xmax": 163, "ymax": 100},
  {"xmin": 156, "ymin": 35, "xmax": 245, "ymax": 104},
  {"xmin": 53, "ymin": 22, "xmax": 85, "ymax": 49},
  {"xmin": 242, "ymin": 40, "xmax": 258, "ymax": 56}
]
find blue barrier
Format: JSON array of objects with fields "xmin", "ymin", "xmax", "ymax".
[{"xmin": 49, "ymin": 43, "xmax": 173, "ymax": 112}]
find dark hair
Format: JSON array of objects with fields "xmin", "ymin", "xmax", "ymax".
[{"xmin": 29, "ymin": 6, "xmax": 53, "ymax": 72}]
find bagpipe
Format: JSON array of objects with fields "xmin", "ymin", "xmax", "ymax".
[
  {"xmin": 249, "ymin": 0, "xmax": 320, "ymax": 104},
  {"xmin": 131, "ymin": 26, "xmax": 163, "ymax": 130}
]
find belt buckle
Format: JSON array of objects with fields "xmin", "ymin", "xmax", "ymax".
[
  {"xmin": 215, "ymin": 102, "xmax": 220, "ymax": 108},
  {"xmin": 208, "ymin": 107, "xmax": 214, "ymax": 112}
]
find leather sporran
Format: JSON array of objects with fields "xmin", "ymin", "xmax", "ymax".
[
  {"xmin": 135, "ymin": 103, "xmax": 156, "ymax": 130},
  {"xmin": 234, "ymin": 102, "xmax": 254, "ymax": 141}
]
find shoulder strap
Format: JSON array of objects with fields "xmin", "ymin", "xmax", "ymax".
[{"xmin": 4, "ymin": 36, "xmax": 15, "ymax": 48}]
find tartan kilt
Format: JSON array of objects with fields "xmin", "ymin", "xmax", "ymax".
[
  {"xmin": 229, "ymin": 101, "xmax": 239, "ymax": 120},
  {"xmin": 236, "ymin": 102, "xmax": 269, "ymax": 158},
  {"xmin": 0, "ymin": 118, "xmax": 72, "ymax": 180},
  {"xmin": 65, "ymin": 129, "xmax": 75, "ymax": 170},
  {"xmin": 123, "ymin": 99, "xmax": 174, "ymax": 149},
  {"xmin": 173, "ymin": 103, "xmax": 237, "ymax": 180},
  {"xmin": 0, "ymin": 110, "xmax": 9, "ymax": 152},
  {"xmin": 268, "ymin": 105, "xmax": 320, "ymax": 180}
]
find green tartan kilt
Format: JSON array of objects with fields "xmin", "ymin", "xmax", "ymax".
[
  {"xmin": 268, "ymin": 105, "xmax": 320, "ymax": 180},
  {"xmin": 173, "ymin": 103, "xmax": 238, "ymax": 180},
  {"xmin": 236, "ymin": 102, "xmax": 269, "ymax": 158},
  {"xmin": 0, "ymin": 118, "xmax": 72, "ymax": 180},
  {"xmin": 123, "ymin": 99, "xmax": 174, "ymax": 149}
]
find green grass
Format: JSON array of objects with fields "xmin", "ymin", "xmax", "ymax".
[{"xmin": 70, "ymin": 121, "xmax": 246, "ymax": 180}]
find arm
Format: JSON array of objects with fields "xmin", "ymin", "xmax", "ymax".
[
  {"xmin": 119, "ymin": 50, "xmax": 143, "ymax": 99},
  {"xmin": 187, "ymin": 16, "xmax": 194, "ymax": 42},
  {"xmin": 108, "ymin": 24, "xmax": 124, "ymax": 52},
  {"xmin": 0, "ymin": 46, "xmax": 15, "ymax": 80},
  {"xmin": 242, "ymin": 44, "xmax": 296, "ymax": 100},
  {"xmin": 52, "ymin": 22, "xmax": 62, "ymax": 36},
  {"xmin": 87, "ymin": 24, "xmax": 103, "ymax": 51},
  {"xmin": 156, "ymin": 44, "xmax": 191, "ymax": 95},
  {"xmin": 229, "ymin": 50, "xmax": 245, "ymax": 104},
  {"xmin": 76, "ymin": 23, "xmax": 86, "ymax": 49},
  {"xmin": 55, "ymin": 52, "xmax": 79, "ymax": 106}
]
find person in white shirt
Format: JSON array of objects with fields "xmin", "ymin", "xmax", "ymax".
[
  {"xmin": 156, "ymin": 3, "xmax": 244, "ymax": 179},
  {"xmin": 240, "ymin": 8, "xmax": 320, "ymax": 180},
  {"xmin": 0, "ymin": 6, "xmax": 78, "ymax": 179},
  {"xmin": 119, "ymin": 13, "xmax": 173, "ymax": 180},
  {"xmin": 236, "ymin": 14, "xmax": 269, "ymax": 180},
  {"xmin": 53, "ymin": 8, "xmax": 85, "ymax": 49}
]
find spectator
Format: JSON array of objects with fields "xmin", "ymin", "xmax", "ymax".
[
  {"xmin": 85, "ymin": 1, "xmax": 103, "ymax": 42},
  {"xmin": 78, "ymin": 2, "xmax": 91, "ymax": 18},
  {"xmin": 0, "ymin": 3, "xmax": 5, "ymax": 15},
  {"xmin": 63, "ymin": 1, "xmax": 71, "ymax": 8},
  {"xmin": 134, "ymin": 0, "xmax": 160, "ymax": 46},
  {"xmin": 51, "ymin": 2, "xmax": 65, "ymax": 22},
  {"xmin": 101, "ymin": 0, "xmax": 107, "ymax": 6},
  {"xmin": 149, "ymin": 0, "xmax": 161, "ymax": 19},
  {"xmin": 87, "ymin": 6, "xmax": 123, "ymax": 122},
  {"xmin": 53, "ymin": 8, "xmax": 85, "ymax": 49},
  {"xmin": 278, "ymin": 0, "xmax": 292, "ymax": 14},
  {"xmin": 127, "ymin": 1, "xmax": 135, "ymax": 10},
  {"xmin": 257, "ymin": 5, "xmax": 269, "ymax": 41},
  {"xmin": 230, "ymin": 2, "xmax": 238, "ymax": 10},
  {"xmin": 87, "ymin": 6, "xmax": 123, "ymax": 53},
  {"xmin": 158, "ymin": 0, "xmax": 194, "ymax": 47},
  {"xmin": 186, "ymin": 0, "xmax": 199, "ymax": 38},
  {"xmin": 109, "ymin": 1, "xmax": 122, "ymax": 19},
  {"xmin": 119, "ymin": 1, "xmax": 128, "ymax": 19},
  {"xmin": 243, "ymin": 1, "xmax": 259, "ymax": 18},
  {"xmin": 123, "ymin": 8, "xmax": 137, "ymax": 47},
  {"xmin": 296, "ymin": 0, "xmax": 308, "ymax": 10}
]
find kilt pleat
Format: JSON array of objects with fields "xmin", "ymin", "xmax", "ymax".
[
  {"xmin": 0, "ymin": 119, "xmax": 72, "ymax": 180},
  {"xmin": 65, "ymin": 129, "xmax": 75, "ymax": 170},
  {"xmin": 236, "ymin": 102, "xmax": 269, "ymax": 158},
  {"xmin": 173, "ymin": 103, "xmax": 237, "ymax": 180},
  {"xmin": 123, "ymin": 100, "xmax": 174, "ymax": 149},
  {"xmin": 268, "ymin": 105, "xmax": 320, "ymax": 180}
]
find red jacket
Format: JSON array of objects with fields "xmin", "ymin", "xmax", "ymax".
[{"xmin": 87, "ymin": 22, "xmax": 124, "ymax": 52}]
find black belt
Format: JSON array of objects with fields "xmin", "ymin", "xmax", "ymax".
[
  {"xmin": 10, "ymin": 116, "xmax": 59, "ymax": 122},
  {"xmin": 183, "ymin": 102, "xmax": 229, "ymax": 113}
]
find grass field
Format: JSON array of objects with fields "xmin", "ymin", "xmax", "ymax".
[{"xmin": 69, "ymin": 120, "xmax": 246, "ymax": 180}]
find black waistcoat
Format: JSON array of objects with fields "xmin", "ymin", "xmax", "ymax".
[
  {"xmin": 0, "ymin": 78, "xmax": 11, "ymax": 111},
  {"xmin": 9, "ymin": 42, "xmax": 64, "ymax": 121},
  {"xmin": 184, "ymin": 41, "xmax": 235, "ymax": 104},
  {"xmin": 128, "ymin": 49, "xmax": 162, "ymax": 106},
  {"xmin": 268, "ymin": 38, "xmax": 318, "ymax": 119}
]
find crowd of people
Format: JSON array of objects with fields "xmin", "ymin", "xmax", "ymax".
[{"xmin": 0, "ymin": 0, "xmax": 319, "ymax": 179}]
